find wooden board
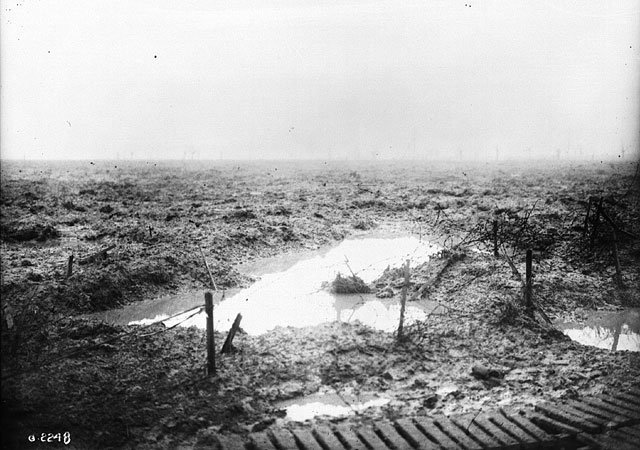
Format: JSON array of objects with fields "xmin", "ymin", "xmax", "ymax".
[
  {"xmin": 312, "ymin": 425, "xmax": 347, "ymax": 450},
  {"xmin": 471, "ymin": 414, "xmax": 520, "ymax": 450},
  {"xmin": 501, "ymin": 409, "xmax": 554, "ymax": 443},
  {"xmin": 374, "ymin": 422, "xmax": 414, "ymax": 450},
  {"xmin": 271, "ymin": 429, "xmax": 298, "ymax": 450},
  {"xmin": 437, "ymin": 417, "xmax": 482, "ymax": 450},
  {"xmin": 597, "ymin": 395, "xmax": 640, "ymax": 419},
  {"xmin": 334, "ymin": 425, "xmax": 368, "ymax": 450},
  {"xmin": 529, "ymin": 412, "xmax": 582, "ymax": 435},
  {"xmin": 489, "ymin": 412, "xmax": 541, "ymax": 448},
  {"xmin": 535, "ymin": 403, "xmax": 601, "ymax": 433},
  {"xmin": 554, "ymin": 402, "xmax": 613, "ymax": 428},
  {"xmin": 216, "ymin": 434, "xmax": 247, "ymax": 450},
  {"xmin": 583, "ymin": 397, "xmax": 640, "ymax": 421},
  {"xmin": 249, "ymin": 432, "xmax": 277, "ymax": 450},
  {"xmin": 356, "ymin": 426, "xmax": 389, "ymax": 450},
  {"xmin": 394, "ymin": 418, "xmax": 440, "ymax": 450},
  {"xmin": 291, "ymin": 429, "xmax": 324, "ymax": 450},
  {"xmin": 612, "ymin": 392, "xmax": 640, "ymax": 408},
  {"xmin": 449, "ymin": 414, "xmax": 500, "ymax": 448},
  {"xmin": 567, "ymin": 399, "xmax": 634, "ymax": 428},
  {"xmin": 414, "ymin": 417, "xmax": 463, "ymax": 449}
]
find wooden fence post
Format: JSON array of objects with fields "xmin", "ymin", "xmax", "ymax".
[
  {"xmin": 397, "ymin": 259, "xmax": 410, "ymax": 341},
  {"xmin": 66, "ymin": 254, "xmax": 74, "ymax": 278},
  {"xmin": 524, "ymin": 249, "xmax": 533, "ymax": 308},
  {"xmin": 205, "ymin": 292, "xmax": 216, "ymax": 376}
]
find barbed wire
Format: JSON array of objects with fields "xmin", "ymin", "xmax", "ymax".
[
  {"xmin": 5, "ymin": 212, "xmax": 587, "ymax": 383},
  {"xmin": 1, "ymin": 303, "xmax": 205, "ymax": 382},
  {"xmin": 139, "ymin": 306, "xmax": 205, "ymax": 337},
  {"xmin": 3, "ymin": 235, "xmax": 440, "ymax": 382}
]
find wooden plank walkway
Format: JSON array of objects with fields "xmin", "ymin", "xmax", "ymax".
[{"xmin": 209, "ymin": 385, "xmax": 640, "ymax": 449}]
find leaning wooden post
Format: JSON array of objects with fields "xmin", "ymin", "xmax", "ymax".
[
  {"xmin": 524, "ymin": 249, "xmax": 533, "ymax": 308},
  {"xmin": 612, "ymin": 230, "xmax": 623, "ymax": 287},
  {"xmin": 492, "ymin": 219, "xmax": 499, "ymax": 257},
  {"xmin": 205, "ymin": 292, "xmax": 216, "ymax": 376},
  {"xmin": 397, "ymin": 259, "xmax": 410, "ymax": 341},
  {"xmin": 66, "ymin": 254, "xmax": 74, "ymax": 278},
  {"xmin": 221, "ymin": 313, "xmax": 243, "ymax": 354}
]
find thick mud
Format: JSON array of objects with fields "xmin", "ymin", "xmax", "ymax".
[{"xmin": 1, "ymin": 160, "xmax": 639, "ymax": 449}]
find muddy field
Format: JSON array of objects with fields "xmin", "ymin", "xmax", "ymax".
[{"xmin": 1, "ymin": 159, "xmax": 639, "ymax": 449}]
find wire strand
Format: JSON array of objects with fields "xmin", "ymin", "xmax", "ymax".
[{"xmin": 1, "ymin": 303, "xmax": 205, "ymax": 381}]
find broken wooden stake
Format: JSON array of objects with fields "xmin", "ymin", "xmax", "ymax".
[
  {"xmin": 78, "ymin": 244, "xmax": 116, "ymax": 265},
  {"xmin": 205, "ymin": 291, "xmax": 216, "ymax": 376},
  {"xmin": 524, "ymin": 249, "xmax": 533, "ymax": 308},
  {"xmin": 221, "ymin": 313, "xmax": 243, "ymax": 354},
  {"xmin": 397, "ymin": 259, "xmax": 410, "ymax": 342},
  {"xmin": 492, "ymin": 219, "xmax": 499, "ymax": 257},
  {"xmin": 66, "ymin": 254, "xmax": 74, "ymax": 278},
  {"xmin": 502, "ymin": 247, "xmax": 521, "ymax": 281}
]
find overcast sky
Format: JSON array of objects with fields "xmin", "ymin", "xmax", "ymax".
[{"xmin": 1, "ymin": 0, "xmax": 638, "ymax": 160}]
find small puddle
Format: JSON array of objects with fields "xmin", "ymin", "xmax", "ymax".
[
  {"xmin": 555, "ymin": 309, "xmax": 640, "ymax": 352},
  {"xmin": 275, "ymin": 392, "xmax": 390, "ymax": 422},
  {"xmin": 95, "ymin": 234, "xmax": 441, "ymax": 335}
]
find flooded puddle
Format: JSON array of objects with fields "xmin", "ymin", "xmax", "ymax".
[
  {"xmin": 555, "ymin": 309, "xmax": 640, "ymax": 352},
  {"xmin": 275, "ymin": 392, "xmax": 390, "ymax": 422},
  {"xmin": 96, "ymin": 234, "xmax": 441, "ymax": 335}
]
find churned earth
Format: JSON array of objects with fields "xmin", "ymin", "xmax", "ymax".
[{"xmin": 1, "ymin": 159, "xmax": 639, "ymax": 449}]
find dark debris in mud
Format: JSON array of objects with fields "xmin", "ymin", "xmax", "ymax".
[{"xmin": 331, "ymin": 273, "xmax": 371, "ymax": 294}]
